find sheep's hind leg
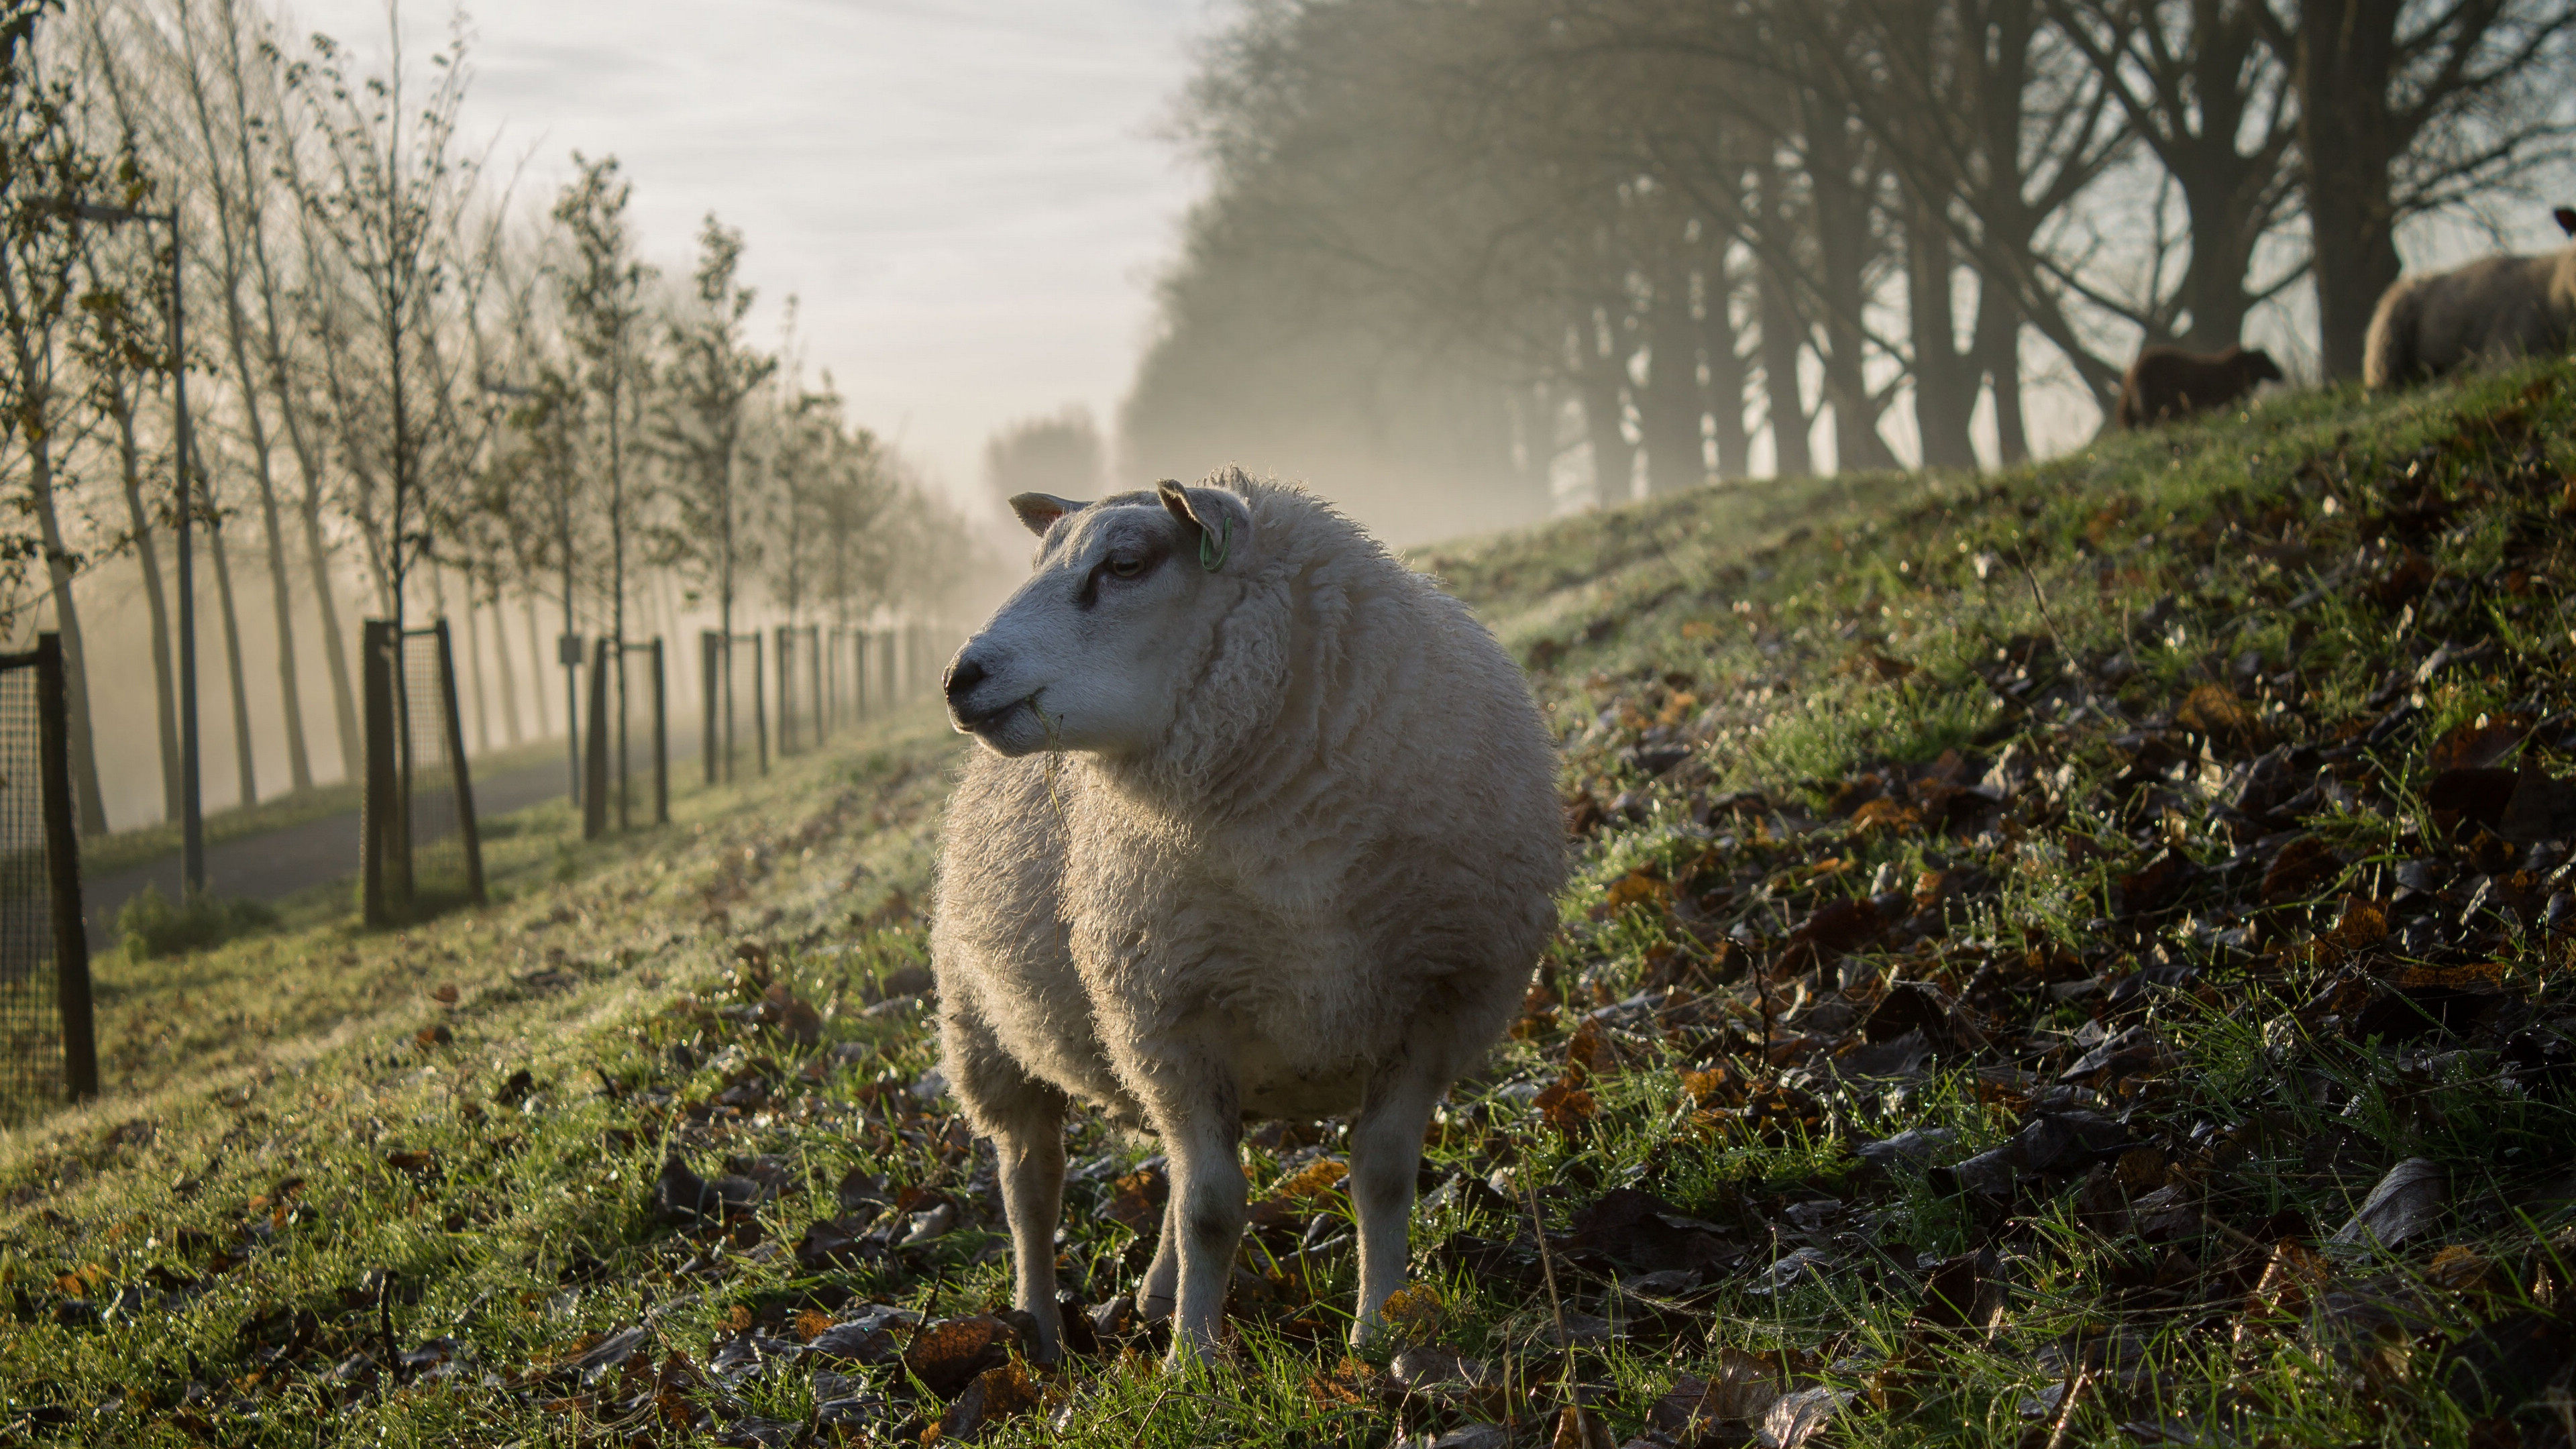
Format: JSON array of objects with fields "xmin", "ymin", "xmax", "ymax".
[
  {"xmin": 1136, "ymin": 1193, "xmax": 1180, "ymax": 1322},
  {"xmin": 1346, "ymin": 1049, "xmax": 1446, "ymax": 1346}
]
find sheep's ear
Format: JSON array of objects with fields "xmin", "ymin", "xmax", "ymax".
[
  {"xmin": 2556, "ymin": 207, "xmax": 2576, "ymax": 237},
  {"xmin": 1158, "ymin": 479, "xmax": 1250, "ymax": 573},
  {"xmin": 1008, "ymin": 492, "xmax": 1087, "ymax": 537}
]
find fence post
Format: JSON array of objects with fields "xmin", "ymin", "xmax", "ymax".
[
  {"xmin": 807, "ymin": 625, "xmax": 824, "ymax": 746},
  {"xmin": 614, "ymin": 634, "xmax": 631, "ymax": 835},
  {"xmin": 34, "ymin": 634, "xmax": 96, "ymax": 1102},
  {"xmin": 584, "ymin": 637, "xmax": 611, "ymax": 840},
  {"xmin": 361, "ymin": 619, "xmax": 397, "ymax": 928},
  {"xmin": 853, "ymin": 631, "xmax": 868, "ymax": 720},
  {"xmin": 435, "ymin": 620, "xmax": 487, "ymax": 906},
  {"xmin": 752, "ymin": 632, "xmax": 768, "ymax": 775},
  {"xmin": 701, "ymin": 630, "xmax": 719, "ymax": 786},
  {"xmin": 774, "ymin": 623, "xmax": 794, "ymax": 757},
  {"xmin": 651, "ymin": 638, "xmax": 669, "ymax": 824}
]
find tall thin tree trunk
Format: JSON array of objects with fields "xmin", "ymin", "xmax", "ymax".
[
  {"xmin": 110, "ymin": 386, "xmax": 181, "ymax": 822},
  {"xmin": 1570, "ymin": 303, "xmax": 1637, "ymax": 506},
  {"xmin": 182, "ymin": 24, "xmax": 319, "ymax": 796},
  {"xmin": 1507, "ymin": 382, "xmax": 1556, "ymax": 513},
  {"xmin": 611, "ymin": 353, "xmax": 629, "ymax": 830},
  {"xmin": 1904, "ymin": 182, "xmax": 1980, "ymax": 471},
  {"xmin": 2296, "ymin": 0, "xmax": 2402, "ymax": 380},
  {"xmin": 1972, "ymin": 285, "xmax": 2030, "ymax": 464},
  {"xmin": 1701, "ymin": 253, "xmax": 1752, "ymax": 480},
  {"xmin": 294, "ymin": 479, "xmax": 363, "ymax": 782},
  {"xmin": 663, "ymin": 574, "xmax": 690, "ymax": 713},
  {"xmin": 221, "ymin": 283, "xmax": 313, "ymax": 792},
  {"xmin": 1805, "ymin": 110, "xmax": 1897, "ymax": 473},
  {"xmin": 243, "ymin": 144, "xmax": 364, "ymax": 778},
  {"xmin": 458, "ymin": 571, "xmax": 492, "ymax": 755},
  {"xmin": 523, "ymin": 594, "xmax": 551, "ymax": 736},
  {"xmin": 1756, "ymin": 262, "xmax": 1815, "ymax": 478},
  {"xmin": 207, "ymin": 513, "xmax": 258, "ymax": 808},
  {"xmin": 1576, "ymin": 365, "xmax": 1635, "ymax": 506},
  {"xmin": 1640, "ymin": 263, "xmax": 1707, "ymax": 496},
  {"xmin": 29, "ymin": 449, "xmax": 109, "ymax": 834},
  {"xmin": 491, "ymin": 584, "xmax": 523, "ymax": 745},
  {"xmin": 280, "ymin": 467, "xmax": 361, "ymax": 782}
]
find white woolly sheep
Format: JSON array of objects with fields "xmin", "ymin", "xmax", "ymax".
[
  {"xmin": 2364, "ymin": 207, "xmax": 2576, "ymax": 389},
  {"xmin": 928, "ymin": 468, "xmax": 1566, "ymax": 1362}
]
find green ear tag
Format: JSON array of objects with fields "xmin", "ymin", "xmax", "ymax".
[{"xmin": 1199, "ymin": 513, "xmax": 1232, "ymax": 572}]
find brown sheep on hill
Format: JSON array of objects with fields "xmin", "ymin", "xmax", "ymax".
[
  {"xmin": 2112, "ymin": 343, "xmax": 2286, "ymax": 429},
  {"xmin": 2363, "ymin": 207, "xmax": 2576, "ymax": 389}
]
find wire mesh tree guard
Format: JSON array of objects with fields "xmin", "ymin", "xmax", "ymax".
[{"xmin": 360, "ymin": 620, "xmax": 485, "ymax": 928}]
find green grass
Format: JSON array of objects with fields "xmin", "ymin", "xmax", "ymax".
[
  {"xmin": 5, "ymin": 366, "xmax": 2576, "ymax": 1446},
  {"xmin": 111, "ymin": 885, "xmax": 278, "ymax": 963}
]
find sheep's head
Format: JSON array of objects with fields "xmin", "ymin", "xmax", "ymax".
[
  {"xmin": 2243, "ymin": 347, "xmax": 2285, "ymax": 384},
  {"xmin": 943, "ymin": 479, "xmax": 1254, "ymax": 758}
]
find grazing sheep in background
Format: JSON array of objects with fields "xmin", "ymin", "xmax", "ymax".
[
  {"xmin": 930, "ymin": 467, "xmax": 1565, "ymax": 1363},
  {"xmin": 2112, "ymin": 343, "xmax": 2286, "ymax": 429},
  {"xmin": 2365, "ymin": 207, "xmax": 2576, "ymax": 389}
]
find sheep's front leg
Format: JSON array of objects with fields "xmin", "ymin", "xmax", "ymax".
[
  {"xmin": 940, "ymin": 998, "xmax": 1071, "ymax": 1360},
  {"xmin": 1346, "ymin": 1050, "xmax": 1446, "ymax": 1345},
  {"xmin": 989, "ymin": 1101, "xmax": 1069, "ymax": 1362},
  {"xmin": 1138, "ymin": 1065, "xmax": 1246, "ymax": 1361}
]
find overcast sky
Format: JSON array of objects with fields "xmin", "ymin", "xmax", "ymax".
[{"xmin": 288, "ymin": 0, "xmax": 1216, "ymax": 515}]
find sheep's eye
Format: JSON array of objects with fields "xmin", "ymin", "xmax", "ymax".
[{"xmin": 1106, "ymin": 554, "xmax": 1146, "ymax": 580}]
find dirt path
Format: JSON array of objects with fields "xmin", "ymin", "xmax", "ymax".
[{"xmin": 78, "ymin": 757, "xmax": 584, "ymax": 949}]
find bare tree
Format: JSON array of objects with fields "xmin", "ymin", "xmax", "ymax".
[
  {"xmin": 76, "ymin": 0, "xmax": 266, "ymax": 807},
  {"xmin": 0, "ymin": 0, "xmax": 123, "ymax": 829},
  {"xmin": 156, "ymin": 0, "xmax": 327, "ymax": 790},
  {"xmin": 652, "ymin": 213, "xmax": 774, "ymax": 776},
  {"xmin": 71, "ymin": 214, "xmax": 182, "ymax": 817},
  {"xmin": 202, "ymin": 0, "xmax": 363, "ymax": 782},
  {"xmin": 2047, "ymin": 0, "xmax": 2304, "ymax": 352},
  {"xmin": 282, "ymin": 12, "xmax": 476, "ymax": 628},
  {"xmin": 550, "ymin": 150, "xmax": 649, "ymax": 820},
  {"xmin": 2267, "ymin": 0, "xmax": 2576, "ymax": 377}
]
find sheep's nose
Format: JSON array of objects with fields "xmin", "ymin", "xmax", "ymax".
[{"xmin": 944, "ymin": 653, "xmax": 987, "ymax": 704}]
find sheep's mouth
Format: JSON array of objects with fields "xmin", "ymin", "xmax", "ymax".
[{"xmin": 952, "ymin": 692, "xmax": 1038, "ymax": 739}]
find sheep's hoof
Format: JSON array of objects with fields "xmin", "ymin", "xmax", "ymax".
[
  {"xmin": 1134, "ymin": 1291, "xmax": 1175, "ymax": 1324},
  {"xmin": 1161, "ymin": 1328, "xmax": 1233, "ymax": 1368}
]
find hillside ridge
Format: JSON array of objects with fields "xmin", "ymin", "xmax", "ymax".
[{"xmin": 4, "ymin": 367, "xmax": 2573, "ymax": 1447}]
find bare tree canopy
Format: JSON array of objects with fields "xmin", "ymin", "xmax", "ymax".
[
  {"xmin": 0, "ymin": 0, "xmax": 985, "ymax": 832},
  {"xmin": 1122, "ymin": 0, "xmax": 2576, "ymax": 515}
]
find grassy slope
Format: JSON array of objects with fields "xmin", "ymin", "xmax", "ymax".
[{"xmin": 5, "ymin": 365, "xmax": 2575, "ymax": 1447}]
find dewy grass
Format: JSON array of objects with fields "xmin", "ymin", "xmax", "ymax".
[
  {"xmin": 7, "ymin": 369, "xmax": 2576, "ymax": 1446},
  {"xmin": 113, "ymin": 884, "xmax": 280, "ymax": 962}
]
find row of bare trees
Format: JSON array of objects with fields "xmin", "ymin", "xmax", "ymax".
[
  {"xmin": 1122, "ymin": 0, "xmax": 2574, "ymax": 517},
  {"xmin": 0, "ymin": 0, "xmax": 974, "ymax": 835}
]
